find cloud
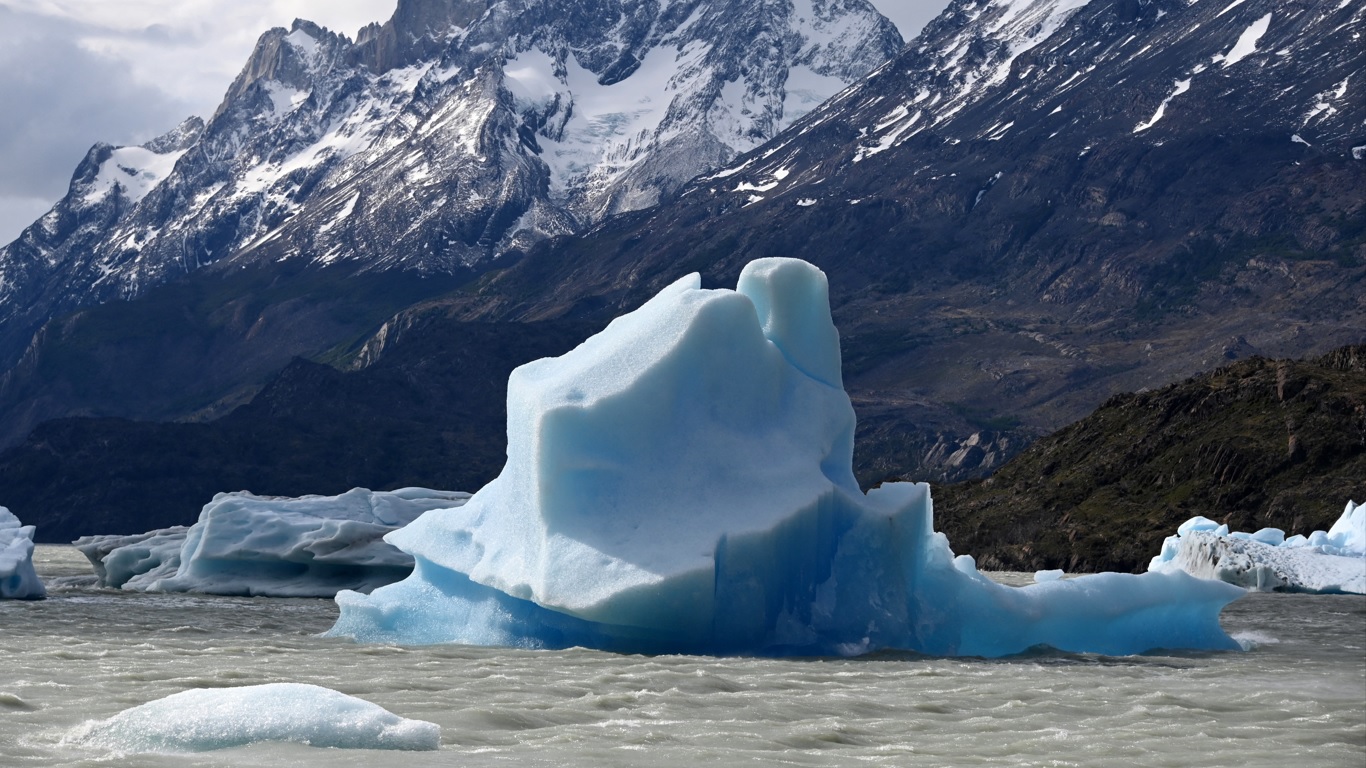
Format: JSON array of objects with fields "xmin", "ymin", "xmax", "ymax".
[
  {"xmin": 0, "ymin": 7, "xmax": 191, "ymax": 200},
  {"xmin": 0, "ymin": 0, "xmax": 396, "ymax": 245}
]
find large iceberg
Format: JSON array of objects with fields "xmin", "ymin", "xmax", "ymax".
[
  {"xmin": 69, "ymin": 683, "xmax": 439, "ymax": 752},
  {"xmin": 0, "ymin": 506, "xmax": 45, "ymax": 600},
  {"xmin": 1148, "ymin": 502, "xmax": 1366, "ymax": 594},
  {"xmin": 75, "ymin": 488, "xmax": 469, "ymax": 597},
  {"xmin": 329, "ymin": 258, "xmax": 1243, "ymax": 657}
]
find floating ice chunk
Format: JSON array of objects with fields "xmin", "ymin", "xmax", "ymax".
[
  {"xmin": 1325, "ymin": 500, "xmax": 1365, "ymax": 555},
  {"xmin": 1034, "ymin": 569, "xmax": 1065, "ymax": 582},
  {"xmin": 74, "ymin": 526, "xmax": 189, "ymax": 589},
  {"xmin": 70, "ymin": 683, "xmax": 438, "ymax": 753},
  {"xmin": 75, "ymin": 488, "xmax": 469, "ymax": 597},
  {"xmin": 1178, "ymin": 516, "xmax": 1221, "ymax": 535},
  {"xmin": 330, "ymin": 258, "xmax": 1242, "ymax": 657},
  {"xmin": 1149, "ymin": 503, "xmax": 1366, "ymax": 593},
  {"xmin": 0, "ymin": 507, "xmax": 44, "ymax": 600}
]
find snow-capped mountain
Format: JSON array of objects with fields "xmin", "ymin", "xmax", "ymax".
[
  {"xmin": 489, "ymin": 0, "xmax": 1364, "ymax": 324},
  {"xmin": 461, "ymin": 0, "xmax": 1364, "ymax": 468},
  {"xmin": 0, "ymin": 0, "xmax": 901, "ymax": 369},
  {"xmin": 2, "ymin": 0, "xmax": 1362, "ymax": 507}
]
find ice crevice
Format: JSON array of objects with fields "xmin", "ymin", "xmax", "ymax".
[{"xmin": 328, "ymin": 258, "xmax": 1244, "ymax": 657}]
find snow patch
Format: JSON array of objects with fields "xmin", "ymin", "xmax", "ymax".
[
  {"xmin": 1133, "ymin": 79, "xmax": 1192, "ymax": 133},
  {"xmin": 82, "ymin": 146, "xmax": 186, "ymax": 205},
  {"xmin": 1220, "ymin": 13, "xmax": 1272, "ymax": 68}
]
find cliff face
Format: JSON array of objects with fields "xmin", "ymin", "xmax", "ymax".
[{"xmin": 935, "ymin": 346, "xmax": 1366, "ymax": 574}]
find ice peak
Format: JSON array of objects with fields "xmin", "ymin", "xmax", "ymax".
[{"xmin": 736, "ymin": 258, "xmax": 843, "ymax": 388}]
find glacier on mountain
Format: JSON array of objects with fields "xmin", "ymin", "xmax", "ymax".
[
  {"xmin": 1149, "ymin": 502, "xmax": 1366, "ymax": 594},
  {"xmin": 0, "ymin": 507, "xmax": 45, "ymax": 600},
  {"xmin": 70, "ymin": 683, "xmax": 439, "ymax": 753},
  {"xmin": 75, "ymin": 487, "xmax": 469, "ymax": 597},
  {"xmin": 328, "ymin": 257, "xmax": 1243, "ymax": 657}
]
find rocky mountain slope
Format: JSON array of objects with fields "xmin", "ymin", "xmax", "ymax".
[
  {"xmin": 0, "ymin": 0, "xmax": 1363, "ymax": 541},
  {"xmin": 455, "ymin": 0, "xmax": 1364, "ymax": 439},
  {"xmin": 0, "ymin": 0, "xmax": 900, "ymax": 371},
  {"xmin": 935, "ymin": 345, "xmax": 1366, "ymax": 574}
]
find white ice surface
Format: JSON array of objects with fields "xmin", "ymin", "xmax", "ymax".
[
  {"xmin": 330, "ymin": 258, "xmax": 1243, "ymax": 657},
  {"xmin": 69, "ymin": 683, "xmax": 439, "ymax": 753},
  {"xmin": 0, "ymin": 507, "xmax": 44, "ymax": 600},
  {"xmin": 74, "ymin": 488, "xmax": 469, "ymax": 597},
  {"xmin": 1149, "ymin": 502, "xmax": 1366, "ymax": 593}
]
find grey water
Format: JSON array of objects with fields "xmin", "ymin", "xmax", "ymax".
[{"xmin": 2, "ymin": 546, "xmax": 1362, "ymax": 767}]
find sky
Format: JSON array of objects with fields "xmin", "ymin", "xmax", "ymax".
[{"xmin": 0, "ymin": 0, "xmax": 951, "ymax": 245}]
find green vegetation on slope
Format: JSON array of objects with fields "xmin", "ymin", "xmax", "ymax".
[{"xmin": 935, "ymin": 346, "xmax": 1366, "ymax": 573}]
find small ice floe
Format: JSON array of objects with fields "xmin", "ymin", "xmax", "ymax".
[
  {"xmin": 0, "ymin": 507, "xmax": 45, "ymax": 600},
  {"xmin": 1033, "ymin": 569, "xmax": 1065, "ymax": 583},
  {"xmin": 1148, "ymin": 502, "xmax": 1366, "ymax": 594},
  {"xmin": 74, "ymin": 487, "xmax": 469, "ymax": 597},
  {"xmin": 69, "ymin": 683, "xmax": 439, "ymax": 753}
]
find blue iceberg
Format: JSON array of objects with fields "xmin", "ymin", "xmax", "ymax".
[
  {"xmin": 329, "ymin": 258, "xmax": 1242, "ymax": 657},
  {"xmin": 0, "ymin": 506, "xmax": 44, "ymax": 600}
]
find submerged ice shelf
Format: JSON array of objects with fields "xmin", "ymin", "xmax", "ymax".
[
  {"xmin": 75, "ymin": 488, "xmax": 470, "ymax": 597},
  {"xmin": 1149, "ymin": 503, "xmax": 1366, "ymax": 594},
  {"xmin": 329, "ymin": 258, "xmax": 1243, "ymax": 657}
]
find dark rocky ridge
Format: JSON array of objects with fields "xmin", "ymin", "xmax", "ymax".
[
  {"xmin": 1, "ymin": 320, "xmax": 599, "ymax": 543},
  {"xmin": 935, "ymin": 346, "xmax": 1366, "ymax": 574}
]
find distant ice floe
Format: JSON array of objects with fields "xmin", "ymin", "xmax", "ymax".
[
  {"xmin": 1149, "ymin": 502, "xmax": 1366, "ymax": 594},
  {"xmin": 329, "ymin": 257, "xmax": 1243, "ymax": 657},
  {"xmin": 0, "ymin": 507, "xmax": 44, "ymax": 600},
  {"xmin": 68, "ymin": 683, "xmax": 438, "ymax": 753},
  {"xmin": 74, "ymin": 488, "xmax": 469, "ymax": 597}
]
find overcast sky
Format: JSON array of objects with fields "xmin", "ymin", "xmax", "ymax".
[{"xmin": 0, "ymin": 0, "xmax": 950, "ymax": 245}]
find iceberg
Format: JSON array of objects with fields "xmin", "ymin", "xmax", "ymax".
[
  {"xmin": 329, "ymin": 258, "xmax": 1243, "ymax": 657},
  {"xmin": 1149, "ymin": 502, "xmax": 1366, "ymax": 594},
  {"xmin": 0, "ymin": 507, "xmax": 44, "ymax": 600},
  {"xmin": 69, "ymin": 683, "xmax": 439, "ymax": 752},
  {"xmin": 75, "ymin": 488, "xmax": 469, "ymax": 597}
]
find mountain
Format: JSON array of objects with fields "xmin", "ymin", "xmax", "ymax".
[
  {"xmin": 1, "ymin": 0, "xmax": 1363, "ymax": 540},
  {"xmin": 454, "ymin": 0, "xmax": 1364, "ymax": 441},
  {"xmin": 1, "ymin": 319, "xmax": 598, "ymax": 543},
  {"xmin": 0, "ymin": 0, "xmax": 901, "ymax": 371},
  {"xmin": 935, "ymin": 345, "xmax": 1366, "ymax": 574}
]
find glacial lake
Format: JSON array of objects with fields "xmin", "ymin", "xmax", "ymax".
[{"xmin": 3, "ymin": 545, "xmax": 1363, "ymax": 767}]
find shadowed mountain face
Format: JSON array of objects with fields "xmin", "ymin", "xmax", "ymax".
[
  {"xmin": 0, "ymin": 0, "xmax": 1363, "ymax": 543},
  {"xmin": 935, "ymin": 346, "xmax": 1366, "ymax": 575},
  {"xmin": 1, "ymin": 319, "xmax": 601, "ymax": 543}
]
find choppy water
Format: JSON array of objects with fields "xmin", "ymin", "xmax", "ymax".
[{"xmin": 2, "ymin": 545, "xmax": 1363, "ymax": 767}]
